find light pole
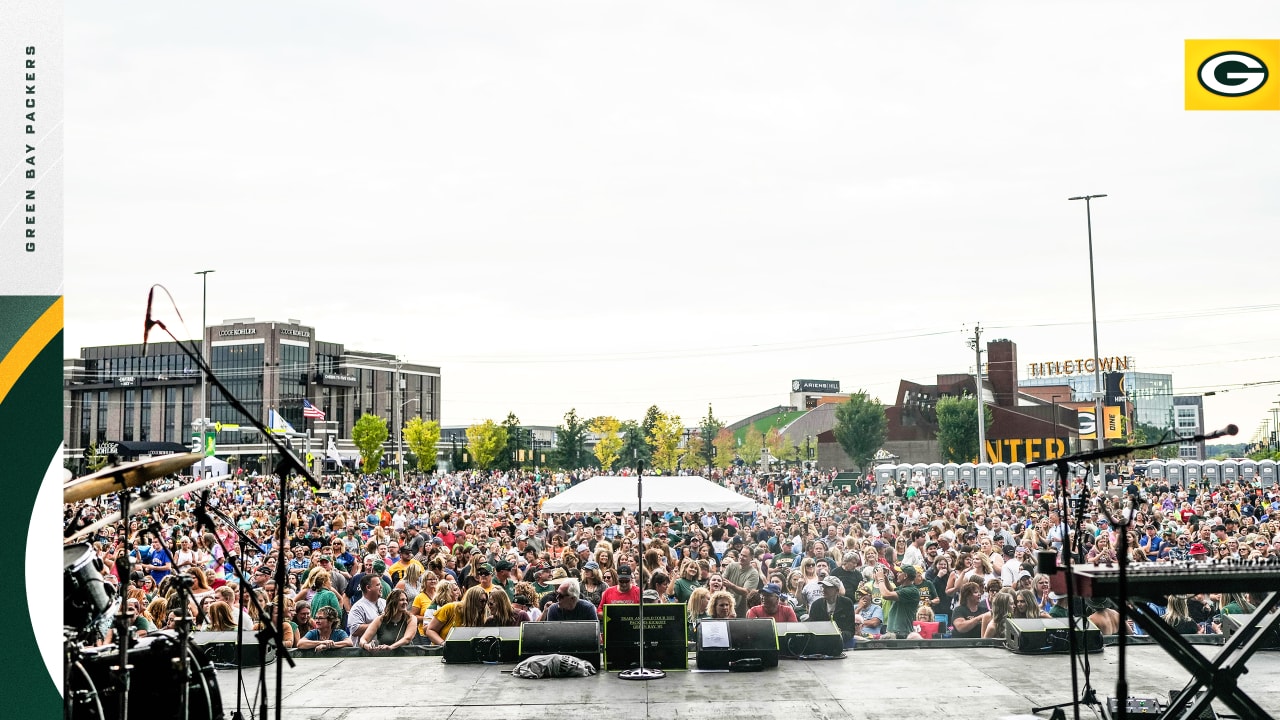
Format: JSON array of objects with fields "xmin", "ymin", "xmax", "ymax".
[
  {"xmin": 194, "ymin": 269, "xmax": 214, "ymax": 478},
  {"xmin": 1051, "ymin": 394, "xmax": 1062, "ymax": 458},
  {"xmin": 1069, "ymin": 194, "xmax": 1108, "ymax": 486}
]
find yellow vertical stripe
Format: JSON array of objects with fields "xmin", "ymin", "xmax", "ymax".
[{"xmin": 0, "ymin": 297, "xmax": 63, "ymax": 406}]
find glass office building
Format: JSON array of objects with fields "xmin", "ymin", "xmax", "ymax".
[{"xmin": 1020, "ymin": 371, "xmax": 1174, "ymax": 430}]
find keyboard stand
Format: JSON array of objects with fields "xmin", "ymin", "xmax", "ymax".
[{"xmin": 1128, "ymin": 590, "xmax": 1280, "ymax": 720}]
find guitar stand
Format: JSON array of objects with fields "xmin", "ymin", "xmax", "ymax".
[
  {"xmin": 1127, "ymin": 590, "xmax": 1280, "ymax": 720},
  {"xmin": 1032, "ymin": 687, "xmax": 1101, "ymax": 720}
]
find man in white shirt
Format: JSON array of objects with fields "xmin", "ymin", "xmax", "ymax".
[
  {"xmin": 900, "ymin": 530, "xmax": 927, "ymax": 569},
  {"xmin": 347, "ymin": 574, "xmax": 386, "ymax": 638}
]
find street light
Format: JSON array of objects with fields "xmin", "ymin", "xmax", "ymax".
[
  {"xmin": 397, "ymin": 394, "xmax": 418, "ymax": 485},
  {"xmin": 194, "ymin": 269, "xmax": 214, "ymax": 479},
  {"xmin": 1069, "ymin": 194, "xmax": 1108, "ymax": 486},
  {"xmin": 1050, "ymin": 394, "xmax": 1062, "ymax": 458}
]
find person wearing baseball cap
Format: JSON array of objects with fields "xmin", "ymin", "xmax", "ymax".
[
  {"xmin": 746, "ymin": 583, "xmax": 798, "ymax": 623},
  {"xmin": 600, "ymin": 564, "xmax": 640, "ymax": 607},
  {"xmin": 808, "ymin": 576, "xmax": 857, "ymax": 646},
  {"xmin": 494, "ymin": 560, "xmax": 518, "ymax": 600}
]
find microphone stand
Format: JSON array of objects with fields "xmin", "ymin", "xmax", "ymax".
[
  {"xmin": 1029, "ymin": 427, "xmax": 1227, "ymax": 720},
  {"xmin": 146, "ymin": 521, "xmax": 203, "ymax": 720},
  {"xmin": 111, "ymin": 490, "xmax": 136, "ymax": 720},
  {"xmin": 618, "ymin": 461, "xmax": 664, "ymax": 681},
  {"xmin": 144, "ymin": 289, "xmax": 318, "ymax": 720},
  {"xmin": 194, "ymin": 494, "xmax": 297, "ymax": 720}
]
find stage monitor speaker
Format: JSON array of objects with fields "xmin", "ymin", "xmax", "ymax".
[
  {"xmin": 443, "ymin": 626, "xmax": 522, "ymax": 664},
  {"xmin": 695, "ymin": 618, "xmax": 779, "ymax": 670},
  {"xmin": 192, "ymin": 631, "xmax": 277, "ymax": 668},
  {"xmin": 1004, "ymin": 618, "xmax": 1102, "ymax": 655},
  {"xmin": 775, "ymin": 621, "xmax": 844, "ymax": 658},
  {"xmin": 1219, "ymin": 612, "xmax": 1280, "ymax": 650},
  {"xmin": 1166, "ymin": 689, "xmax": 1218, "ymax": 720},
  {"xmin": 602, "ymin": 603, "xmax": 689, "ymax": 672},
  {"xmin": 518, "ymin": 621, "xmax": 601, "ymax": 670}
]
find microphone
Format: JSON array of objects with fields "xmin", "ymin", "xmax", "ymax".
[
  {"xmin": 142, "ymin": 286, "xmax": 157, "ymax": 355},
  {"xmin": 192, "ymin": 490, "xmax": 216, "ymax": 532},
  {"xmin": 1204, "ymin": 425, "xmax": 1238, "ymax": 440}
]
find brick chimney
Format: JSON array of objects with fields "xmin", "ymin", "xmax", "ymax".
[{"xmin": 987, "ymin": 339, "xmax": 1018, "ymax": 407}]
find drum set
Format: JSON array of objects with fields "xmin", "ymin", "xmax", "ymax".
[{"xmin": 63, "ymin": 453, "xmax": 226, "ymax": 720}]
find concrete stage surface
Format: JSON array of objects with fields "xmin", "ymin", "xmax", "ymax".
[{"xmin": 214, "ymin": 646, "xmax": 1280, "ymax": 720}]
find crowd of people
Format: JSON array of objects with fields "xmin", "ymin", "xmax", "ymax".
[{"xmin": 64, "ymin": 463, "xmax": 1280, "ymax": 655}]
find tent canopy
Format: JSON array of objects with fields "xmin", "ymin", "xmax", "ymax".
[{"xmin": 539, "ymin": 475, "xmax": 767, "ymax": 515}]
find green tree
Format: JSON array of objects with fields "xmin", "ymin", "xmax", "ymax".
[
  {"xmin": 402, "ymin": 417, "xmax": 441, "ymax": 472},
  {"xmin": 1125, "ymin": 421, "xmax": 1179, "ymax": 460},
  {"xmin": 501, "ymin": 412, "xmax": 522, "ymax": 470},
  {"xmin": 833, "ymin": 391, "xmax": 887, "ymax": 471},
  {"xmin": 552, "ymin": 408, "xmax": 590, "ymax": 469},
  {"xmin": 620, "ymin": 419, "xmax": 651, "ymax": 468},
  {"xmin": 712, "ymin": 428, "xmax": 737, "ymax": 470},
  {"xmin": 83, "ymin": 444, "xmax": 110, "ymax": 473},
  {"xmin": 642, "ymin": 405, "xmax": 663, "ymax": 457},
  {"xmin": 465, "ymin": 420, "xmax": 507, "ymax": 470},
  {"xmin": 777, "ymin": 433, "xmax": 801, "ymax": 465},
  {"xmin": 648, "ymin": 412, "xmax": 683, "ymax": 473},
  {"xmin": 591, "ymin": 416, "xmax": 624, "ymax": 472},
  {"xmin": 936, "ymin": 395, "xmax": 993, "ymax": 463},
  {"xmin": 352, "ymin": 413, "xmax": 390, "ymax": 473},
  {"xmin": 698, "ymin": 405, "xmax": 724, "ymax": 468},
  {"xmin": 682, "ymin": 432, "xmax": 705, "ymax": 471},
  {"xmin": 739, "ymin": 427, "xmax": 764, "ymax": 466}
]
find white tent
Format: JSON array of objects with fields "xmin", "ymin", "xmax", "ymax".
[
  {"xmin": 539, "ymin": 475, "xmax": 768, "ymax": 515},
  {"xmin": 189, "ymin": 456, "xmax": 228, "ymax": 478}
]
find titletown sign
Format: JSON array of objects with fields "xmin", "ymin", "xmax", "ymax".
[{"xmin": 1027, "ymin": 356, "xmax": 1133, "ymax": 378}]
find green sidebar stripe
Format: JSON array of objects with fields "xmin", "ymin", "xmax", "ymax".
[{"xmin": 0, "ymin": 327, "xmax": 62, "ymax": 717}]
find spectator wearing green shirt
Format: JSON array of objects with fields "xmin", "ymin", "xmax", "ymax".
[{"xmin": 878, "ymin": 564, "xmax": 922, "ymax": 639}]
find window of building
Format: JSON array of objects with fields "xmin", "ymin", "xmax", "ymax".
[
  {"xmin": 279, "ymin": 343, "xmax": 310, "ymax": 431},
  {"xmin": 164, "ymin": 387, "xmax": 177, "ymax": 443},
  {"xmin": 79, "ymin": 400, "xmax": 91, "ymax": 448},
  {"xmin": 96, "ymin": 390, "xmax": 109, "ymax": 443},
  {"xmin": 210, "ymin": 342, "xmax": 264, "ymax": 444},
  {"xmin": 123, "ymin": 389, "xmax": 135, "ymax": 442},
  {"xmin": 140, "ymin": 388, "xmax": 152, "ymax": 442}
]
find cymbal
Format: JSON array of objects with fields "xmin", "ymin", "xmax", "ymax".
[
  {"xmin": 64, "ymin": 452, "xmax": 205, "ymax": 504},
  {"xmin": 65, "ymin": 475, "xmax": 226, "ymax": 543}
]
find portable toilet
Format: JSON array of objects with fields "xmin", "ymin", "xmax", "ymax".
[
  {"xmin": 1202, "ymin": 459, "xmax": 1221, "ymax": 487},
  {"xmin": 1239, "ymin": 459, "xmax": 1258, "ymax": 483},
  {"xmin": 1221, "ymin": 459, "xmax": 1239, "ymax": 484},
  {"xmin": 1259, "ymin": 459, "xmax": 1276, "ymax": 487},
  {"xmin": 975, "ymin": 463, "xmax": 994, "ymax": 494},
  {"xmin": 1009, "ymin": 462, "xmax": 1027, "ymax": 491},
  {"xmin": 1146, "ymin": 460, "xmax": 1166, "ymax": 482},
  {"xmin": 959, "ymin": 463, "xmax": 976, "ymax": 488},
  {"xmin": 1184, "ymin": 461, "xmax": 1202, "ymax": 487},
  {"xmin": 1166, "ymin": 460, "xmax": 1185, "ymax": 487},
  {"xmin": 992, "ymin": 462, "xmax": 1010, "ymax": 490},
  {"xmin": 943, "ymin": 463, "xmax": 960, "ymax": 489}
]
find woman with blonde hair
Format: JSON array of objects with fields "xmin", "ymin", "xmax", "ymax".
[
  {"xmin": 708, "ymin": 590, "xmax": 736, "ymax": 619},
  {"xmin": 424, "ymin": 584, "xmax": 489, "ymax": 644},
  {"xmin": 594, "ymin": 546, "xmax": 616, "ymax": 577},
  {"xmin": 1015, "ymin": 589, "xmax": 1049, "ymax": 619},
  {"xmin": 485, "ymin": 590, "xmax": 528, "ymax": 626},
  {"xmin": 687, "ymin": 587, "xmax": 712, "ymax": 632},
  {"xmin": 983, "ymin": 591, "xmax": 1014, "ymax": 639},
  {"xmin": 360, "ymin": 589, "xmax": 417, "ymax": 653},
  {"xmin": 203, "ymin": 601, "xmax": 237, "ymax": 632},
  {"xmin": 146, "ymin": 597, "xmax": 169, "ymax": 631},
  {"xmin": 397, "ymin": 563, "xmax": 425, "ymax": 601}
]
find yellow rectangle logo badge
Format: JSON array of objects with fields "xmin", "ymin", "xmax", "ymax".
[{"xmin": 1185, "ymin": 39, "xmax": 1280, "ymax": 110}]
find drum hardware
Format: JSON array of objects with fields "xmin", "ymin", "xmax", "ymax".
[
  {"xmin": 64, "ymin": 452, "xmax": 205, "ymax": 503},
  {"xmin": 67, "ymin": 476, "xmax": 224, "ymax": 544},
  {"xmin": 66, "ymin": 631, "xmax": 223, "ymax": 720}
]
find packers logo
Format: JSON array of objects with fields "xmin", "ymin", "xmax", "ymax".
[{"xmin": 1185, "ymin": 40, "xmax": 1280, "ymax": 110}]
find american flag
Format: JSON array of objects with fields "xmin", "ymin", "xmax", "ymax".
[{"xmin": 302, "ymin": 399, "xmax": 325, "ymax": 420}]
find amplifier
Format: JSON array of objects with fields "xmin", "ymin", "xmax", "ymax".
[
  {"xmin": 1166, "ymin": 689, "xmax": 1217, "ymax": 720},
  {"xmin": 519, "ymin": 621, "xmax": 602, "ymax": 670},
  {"xmin": 443, "ymin": 626, "xmax": 521, "ymax": 664},
  {"xmin": 1005, "ymin": 618, "xmax": 1103, "ymax": 655},
  {"xmin": 602, "ymin": 603, "xmax": 689, "ymax": 672},
  {"xmin": 1219, "ymin": 612, "xmax": 1280, "ymax": 649},
  {"xmin": 1106, "ymin": 696, "xmax": 1163, "ymax": 717},
  {"xmin": 775, "ymin": 621, "xmax": 845, "ymax": 658},
  {"xmin": 191, "ymin": 631, "xmax": 277, "ymax": 668},
  {"xmin": 695, "ymin": 619, "xmax": 779, "ymax": 671}
]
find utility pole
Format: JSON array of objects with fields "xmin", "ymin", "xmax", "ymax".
[
  {"xmin": 194, "ymin": 269, "xmax": 214, "ymax": 478},
  {"xmin": 1069, "ymin": 193, "xmax": 1108, "ymax": 486},
  {"xmin": 968, "ymin": 324, "xmax": 987, "ymax": 463}
]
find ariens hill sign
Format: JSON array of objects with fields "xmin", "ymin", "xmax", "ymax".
[{"xmin": 1026, "ymin": 356, "xmax": 1134, "ymax": 378}]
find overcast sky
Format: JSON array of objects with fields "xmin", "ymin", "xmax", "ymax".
[{"xmin": 63, "ymin": 2, "xmax": 1280, "ymax": 438}]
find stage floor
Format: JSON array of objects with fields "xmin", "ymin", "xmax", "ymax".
[{"xmin": 214, "ymin": 645, "xmax": 1280, "ymax": 720}]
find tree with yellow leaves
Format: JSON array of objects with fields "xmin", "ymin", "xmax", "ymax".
[
  {"xmin": 648, "ymin": 411, "xmax": 683, "ymax": 473},
  {"xmin": 465, "ymin": 420, "xmax": 508, "ymax": 470},
  {"xmin": 591, "ymin": 415, "xmax": 624, "ymax": 472}
]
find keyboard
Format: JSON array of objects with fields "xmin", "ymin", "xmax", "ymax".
[{"xmin": 1072, "ymin": 560, "xmax": 1280, "ymax": 598}]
